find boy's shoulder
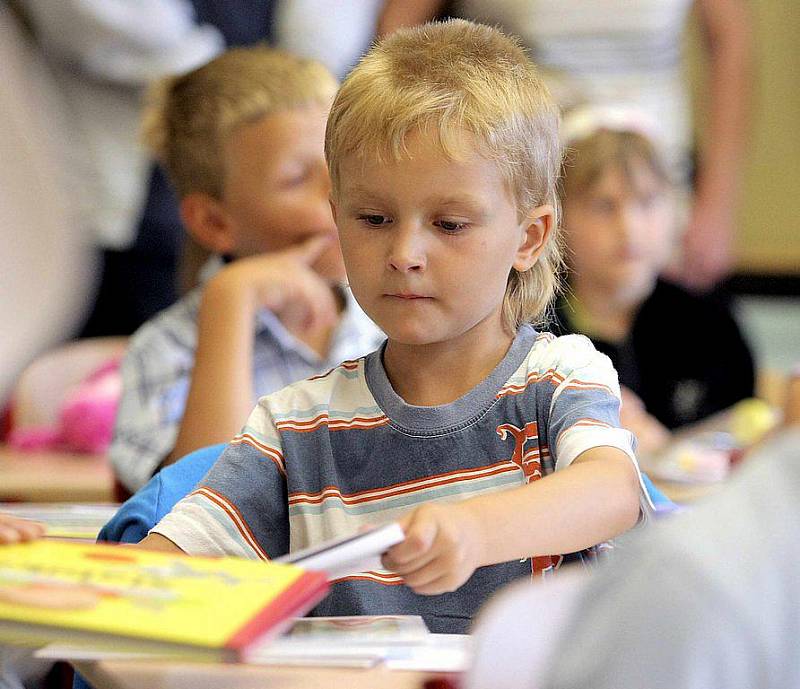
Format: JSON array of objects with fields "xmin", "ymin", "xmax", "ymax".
[
  {"xmin": 499, "ymin": 328, "xmax": 616, "ymax": 397},
  {"xmin": 520, "ymin": 329, "xmax": 608, "ymax": 373}
]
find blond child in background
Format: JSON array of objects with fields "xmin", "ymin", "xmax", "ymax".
[
  {"xmin": 110, "ymin": 47, "xmax": 383, "ymax": 493},
  {"xmin": 140, "ymin": 20, "xmax": 649, "ymax": 633},
  {"xmin": 552, "ymin": 107, "xmax": 755, "ymax": 454}
]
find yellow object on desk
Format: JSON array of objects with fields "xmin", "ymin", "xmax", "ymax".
[{"xmin": 0, "ymin": 540, "xmax": 328, "ymax": 662}]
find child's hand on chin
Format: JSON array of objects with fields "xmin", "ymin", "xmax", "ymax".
[
  {"xmin": 382, "ymin": 502, "xmax": 484, "ymax": 595},
  {"xmin": 0, "ymin": 514, "xmax": 45, "ymax": 544}
]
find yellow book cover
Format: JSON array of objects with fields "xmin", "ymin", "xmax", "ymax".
[{"xmin": 0, "ymin": 540, "xmax": 328, "ymax": 661}]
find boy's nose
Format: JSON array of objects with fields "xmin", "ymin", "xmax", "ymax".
[
  {"xmin": 387, "ymin": 225, "xmax": 426, "ymax": 272},
  {"xmin": 617, "ymin": 204, "xmax": 641, "ymax": 241}
]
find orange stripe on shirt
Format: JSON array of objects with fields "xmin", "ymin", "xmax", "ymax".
[
  {"xmin": 556, "ymin": 418, "xmax": 614, "ymax": 445},
  {"xmin": 333, "ymin": 571, "xmax": 405, "ymax": 586},
  {"xmin": 191, "ymin": 486, "xmax": 270, "ymax": 561},
  {"xmin": 276, "ymin": 414, "xmax": 389, "ymax": 434},
  {"xmin": 231, "ymin": 434, "xmax": 286, "ymax": 476},
  {"xmin": 307, "ymin": 359, "xmax": 361, "ymax": 381},
  {"xmin": 497, "ymin": 368, "xmax": 565, "ymax": 398},
  {"xmin": 559, "ymin": 379, "xmax": 615, "ymax": 395},
  {"xmin": 289, "ymin": 461, "xmax": 520, "ymax": 506}
]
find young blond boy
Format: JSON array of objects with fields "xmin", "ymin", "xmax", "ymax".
[
  {"xmin": 142, "ymin": 21, "xmax": 648, "ymax": 633},
  {"xmin": 111, "ymin": 47, "xmax": 383, "ymax": 492}
]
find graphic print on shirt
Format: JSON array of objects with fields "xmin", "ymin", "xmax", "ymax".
[{"xmin": 496, "ymin": 421, "xmax": 563, "ymax": 578}]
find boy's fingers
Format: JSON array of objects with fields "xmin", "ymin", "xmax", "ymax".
[
  {"xmin": 382, "ymin": 544, "xmax": 438, "ymax": 576},
  {"xmin": 384, "ymin": 513, "xmax": 437, "ymax": 567},
  {"xmin": 0, "ymin": 526, "xmax": 21, "ymax": 544},
  {"xmin": 289, "ymin": 234, "xmax": 334, "ymax": 265},
  {"xmin": 396, "ymin": 556, "xmax": 449, "ymax": 589},
  {"xmin": 410, "ymin": 573, "xmax": 457, "ymax": 596},
  {"xmin": 0, "ymin": 517, "xmax": 45, "ymax": 544}
]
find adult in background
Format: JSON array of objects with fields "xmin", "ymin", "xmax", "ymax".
[
  {"xmin": 13, "ymin": 0, "xmax": 277, "ymax": 336},
  {"xmin": 378, "ymin": 0, "xmax": 753, "ymax": 292}
]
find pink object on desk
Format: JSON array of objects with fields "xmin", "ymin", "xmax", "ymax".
[{"xmin": 8, "ymin": 359, "xmax": 121, "ymax": 455}]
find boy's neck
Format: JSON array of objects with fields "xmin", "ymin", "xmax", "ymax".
[{"xmin": 382, "ymin": 321, "xmax": 516, "ymax": 407}]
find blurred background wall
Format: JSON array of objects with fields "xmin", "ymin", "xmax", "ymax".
[
  {"xmin": 685, "ymin": 0, "xmax": 800, "ymax": 384},
  {"xmin": 687, "ymin": 0, "xmax": 800, "ymax": 274}
]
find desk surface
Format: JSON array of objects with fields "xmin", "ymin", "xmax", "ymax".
[
  {"xmin": 76, "ymin": 659, "xmax": 434, "ymax": 689},
  {"xmin": 0, "ymin": 446, "xmax": 113, "ymax": 503}
]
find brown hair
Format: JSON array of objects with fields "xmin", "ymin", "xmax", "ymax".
[{"xmin": 562, "ymin": 129, "xmax": 670, "ymax": 202}]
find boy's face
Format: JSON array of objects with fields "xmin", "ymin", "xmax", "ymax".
[
  {"xmin": 564, "ymin": 159, "xmax": 674, "ymax": 305},
  {"xmin": 220, "ymin": 105, "xmax": 344, "ymax": 280},
  {"xmin": 331, "ymin": 129, "xmax": 548, "ymax": 347}
]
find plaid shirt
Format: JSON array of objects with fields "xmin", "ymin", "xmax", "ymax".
[{"xmin": 110, "ymin": 278, "xmax": 383, "ymax": 492}]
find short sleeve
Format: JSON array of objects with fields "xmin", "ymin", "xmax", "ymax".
[
  {"xmin": 151, "ymin": 400, "xmax": 289, "ymax": 560},
  {"xmin": 538, "ymin": 335, "xmax": 636, "ymax": 470}
]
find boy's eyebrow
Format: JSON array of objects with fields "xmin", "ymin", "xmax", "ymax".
[
  {"xmin": 427, "ymin": 194, "xmax": 488, "ymax": 211},
  {"xmin": 343, "ymin": 188, "xmax": 490, "ymax": 214}
]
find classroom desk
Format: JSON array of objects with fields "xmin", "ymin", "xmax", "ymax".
[
  {"xmin": 650, "ymin": 477, "xmax": 721, "ymax": 504},
  {"xmin": 0, "ymin": 445, "xmax": 114, "ymax": 503},
  {"xmin": 74, "ymin": 659, "xmax": 434, "ymax": 689}
]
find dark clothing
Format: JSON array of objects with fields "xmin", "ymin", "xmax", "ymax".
[
  {"xmin": 551, "ymin": 279, "xmax": 755, "ymax": 429},
  {"xmin": 80, "ymin": 167, "xmax": 186, "ymax": 337}
]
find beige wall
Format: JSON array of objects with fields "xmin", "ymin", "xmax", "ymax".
[{"xmin": 687, "ymin": 0, "xmax": 800, "ymax": 274}]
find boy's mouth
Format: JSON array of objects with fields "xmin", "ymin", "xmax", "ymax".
[{"xmin": 385, "ymin": 292, "xmax": 431, "ymax": 300}]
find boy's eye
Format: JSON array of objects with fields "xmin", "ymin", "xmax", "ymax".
[
  {"xmin": 588, "ymin": 198, "xmax": 615, "ymax": 215},
  {"xmin": 281, "ymin": 171, "xmax": 310, "ymax": 188},
  {"xmin": 358, "ymin": 214, "xmax": 391, "ymax": 227},
  {"xmin": 434, "ymin": 219, "xmax": 467, "ymax": 234}
]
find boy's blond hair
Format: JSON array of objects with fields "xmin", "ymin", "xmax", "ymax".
[
  {"xmin": 143, "ymin": 46, "xmax": 338, "ymax": 199},
  {"xmin": 325, "ymin": 19, "xmax": 563, "ymax": 330}
]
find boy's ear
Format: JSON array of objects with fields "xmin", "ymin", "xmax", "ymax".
[
  {"xmin": 513, "ymin": 205, "xmax": 555, "ymax": 272},
  {"xmin": 179, "ymin": 193, "xmax": 237, "ymax": 255}
]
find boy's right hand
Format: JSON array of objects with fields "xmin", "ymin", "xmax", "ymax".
[
  {"xmin": 0, "ymin": 514, "xmax": 45, "ymax": 544},
  {"xmin": 208, "ymin": 235, "xmax": 340, "ymax": 333}
]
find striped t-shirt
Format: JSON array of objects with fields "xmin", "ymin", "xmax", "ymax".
[{"xmin": 153, "ymin": 325, "xmax": 646, "ymax": 633}]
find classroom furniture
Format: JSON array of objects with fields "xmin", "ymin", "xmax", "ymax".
[
  {"xmin": 0, "ymin": 446, "xmax": 114, "ymax": 503},
  {"xmin": 74, "ymin": 658, "xmax": 433, "ymax": 689},
  {"xmin": 10, "ymin": 337, "xmax": 127, "ymax": 430}
]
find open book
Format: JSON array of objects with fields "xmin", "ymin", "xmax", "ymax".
[
  {"xmin": 0, "ymin": 540, "xmax": 327, "ymax": 662},
  {"xmin": 0, "ymin": 523, "xmax": 406, "ymax": 662},
  {"xmin": 276, "ymin": 521, "xmax": 405, "ymax": 579}
]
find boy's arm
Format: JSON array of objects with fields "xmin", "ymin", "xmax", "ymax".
[
  {"xmin": 383, "ymin": 446, "xmax": 640, "ymax": 595},
  {"xmin": 165, "ymin": 237, "xmax": 338, "ymax": 466},
  {"xmin": 136, "ymin": 532, "xmax": 185, "ymax": 553}
]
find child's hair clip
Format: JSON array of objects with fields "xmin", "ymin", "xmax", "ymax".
[{"xmin": 560, "ymin": 104, "xmax": 661, "ymax": 148}]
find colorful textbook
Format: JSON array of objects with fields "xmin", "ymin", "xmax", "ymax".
[{"xmin": 0, "ymin": 540, "xmax": 328, "ymax": 662}]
